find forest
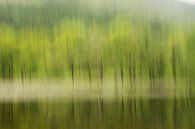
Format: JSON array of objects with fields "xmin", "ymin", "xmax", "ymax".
[{"xmin": 0, "ymin": 0, "xmax": 194, "ymax": 88}]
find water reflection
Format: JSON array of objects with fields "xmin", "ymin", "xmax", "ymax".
[{"xmin": 0, "ymin": 97, "xmax": 194, "ymax": 129}]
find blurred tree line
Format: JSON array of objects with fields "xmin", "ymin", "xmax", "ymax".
[{"xmin": 0, "ymin": 1, "xmax": 193, "ymax": 85}]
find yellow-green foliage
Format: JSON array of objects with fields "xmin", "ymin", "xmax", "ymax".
[
  {"xmin": 0, "ymin": 18, "xmax": 190, "ymax": 79},
  {"xmin": 0, "ymin": 23, "xmax": 16, "ymax": 51}
]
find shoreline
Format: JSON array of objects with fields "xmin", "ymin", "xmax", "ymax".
[{"xmin": 0, "ymin": 79, "xmax": 192, "ymax": 102}]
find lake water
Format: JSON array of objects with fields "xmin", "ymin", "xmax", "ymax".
[{"xmin": 0, "ymin": 97, "xmax": 194, "ymax": 129}]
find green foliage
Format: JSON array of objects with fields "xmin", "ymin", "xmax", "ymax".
[{"xmin": 0, "ymin": 3, "xmax": 192, "ymax": 82}]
